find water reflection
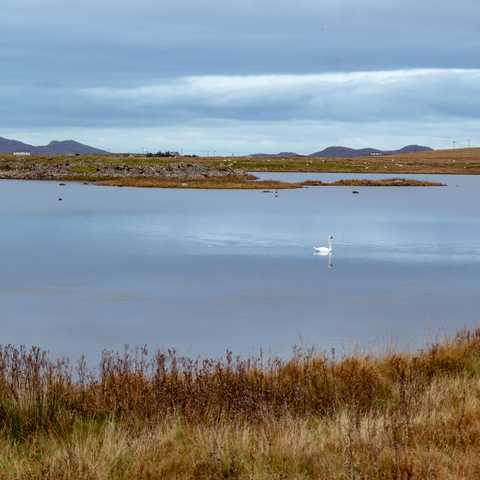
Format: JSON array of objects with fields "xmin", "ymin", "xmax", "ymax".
[{"xmin": 314, "ymin": 251, "xmax": 334, "ymax": 269}]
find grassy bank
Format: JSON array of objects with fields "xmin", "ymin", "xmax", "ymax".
[{"xmin": 1, "ymin": 329, "xmax": 480, "ymax": 478}]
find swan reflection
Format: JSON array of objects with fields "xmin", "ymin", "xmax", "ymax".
[
  {"xmin": 313, "ymin": 235, "xmax": 334, "ymax": 269},
  {"xmin": 314, "ymin": 251, "xmax": 333, "ymax": 269}
]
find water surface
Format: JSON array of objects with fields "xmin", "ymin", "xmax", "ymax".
[{"xmin": 1, "ymin": 174, "xmax": 479, "ymax": 359}]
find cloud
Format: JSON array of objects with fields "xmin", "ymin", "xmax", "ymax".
[
  {"xmin": 2, "ymin": 0, "xmax": 480, "ymax": 86},
  {"xmin": 80, "ymin": 69, "xmax": 480, "ymax": 122},
  {"xmin": 1, "ymin": 69, "xmax": 479, "ymax": 127},
  {"xmin": 1, "ymin": 1, "xmax": 480, "ymax": 151},
  {"xmin": 1, "ymin": 68, "xmax": 479, "ymax": 153}
]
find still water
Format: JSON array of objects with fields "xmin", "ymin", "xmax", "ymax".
[{"xmin": 1, "ymin": 174, "xmax": 479, "ymax": 359}]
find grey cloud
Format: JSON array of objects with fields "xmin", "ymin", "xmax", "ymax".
[
  {"xmin": 2, "ymin": 0, "xmax": 480, "ymax": 87},
  {"xmin": 1, "ymin": 0, "xmax": 480, "ymax": 151},
  {"xmin": 1, "ymin": 70, "xmax": 479, "ymax": 129}
]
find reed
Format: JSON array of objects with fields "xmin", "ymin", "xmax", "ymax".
[{"xmin": 1, "ymin": 329, "xmax": 480, "ymax": 478}]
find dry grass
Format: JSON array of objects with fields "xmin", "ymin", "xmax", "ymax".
[
  {"xmin": 96, "ymin": 176, "xmax": 300, "ymax": 190},
  {"xmin": 231, "ymin": 148, "xmax": 480, "ymax": 174},
  {"xmin": 302, "ymin": 178, "xmax": 444, "ymax": 187},
  {"xmin": 1, "ymin": 329, "xmax": 480, "ymax": 478},
  {"xmin": 98, "ymin": 177, "xmax": 444, "ymax": 189}
]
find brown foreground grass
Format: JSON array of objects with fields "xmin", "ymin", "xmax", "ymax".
[{"xmin": 2, "ymin": 329, "xmax": 480, "ymax": 478}]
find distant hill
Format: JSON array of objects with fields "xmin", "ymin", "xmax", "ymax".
[
  {"xmin": 0, "ymin": 137, "xmax": 109, "ymax": 155},
  {"xmin": 394, "ymin": 145, "xmax": 434, "ymax": 154},
  {"xmin": 252, "ymin": 152, "xmax": 303, "ymax": 157},
  {"xmin": 0, "ymin": 137, "xmax": 34, "ymax": 153},
  {"xmin": 310, "ymin": 146, "xmax": 382, "ymax": 157},
  {"xmin": 252, "ymin": 145, "xmax": 433, "ymax": 158},
  {"xmin": 310, "ymin": 145, "xmax": 433, "ymax": 157}
]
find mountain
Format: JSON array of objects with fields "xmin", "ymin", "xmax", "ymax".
[
  {"xmin": 309, "ymin": 146, "xmax": 382, "ymax": 157},
  {"xmin": 394, "ymin": 145, "xmax": 434, "ymax": 154},
  {"xmin": 251, "ymin": 145, "xmax": 433, "ymax": 157},
  {"xmin": 0, "ymin": 137, "xmax": 109, "ymax": 155},
  {"xmin": 309, "ymin": 145, "xmax": 433, "ymax": 157},
  {"xmin": 252, "ymin": 151, "xmax": 302, "ymax": 157},
  {"xmin": 34, "ymin": 140, "xmax": 109, "ymax": 155},
  {"xmin": 251, "ymin": 145, "xmax": 433, "ymax": 158},
  {"xmin": 0, "ymin": 137, "xmax": 35, "ymax": 153}
]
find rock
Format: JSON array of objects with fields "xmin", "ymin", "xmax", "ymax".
[{"xmin": 0, "ymin": 159, "xmax": 245, "ymax": 182}]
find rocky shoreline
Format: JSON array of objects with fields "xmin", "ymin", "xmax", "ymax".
[
  {"xmin": 0, "ymin": 155, "xmax": 445, "ymax": 189},
  {"xmin": 0, "ymin": 158, "xmax": 244, "ymax": 181}
]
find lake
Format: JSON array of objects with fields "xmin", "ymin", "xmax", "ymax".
[{"xmin": 1, "ymin": 173, "xmax": 479, "ymax": 360}]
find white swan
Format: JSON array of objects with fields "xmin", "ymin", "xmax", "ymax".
[{"xmin": 314, "ymin": 235, "xmax": 333, "ymax": 255}]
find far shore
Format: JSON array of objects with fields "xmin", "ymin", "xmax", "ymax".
[{"xmin": 1, "ymin": 148, "xmax": 476, "ymax": 189}]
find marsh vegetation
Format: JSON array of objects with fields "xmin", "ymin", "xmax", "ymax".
[{"xmin": 1, "ymin": 330, "xmax": 480, "ymax": 478}]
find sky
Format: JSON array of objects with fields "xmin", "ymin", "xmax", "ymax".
[{"xmin": 1, "ymin": 0, "xmax": 479, "ymax": 154}]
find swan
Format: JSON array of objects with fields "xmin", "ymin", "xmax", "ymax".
[{"xmin": 314, "ymin": 235, "xmax": 333, "ymax": 255}]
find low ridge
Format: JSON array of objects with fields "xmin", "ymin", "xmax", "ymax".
[{"xmin": 253, "ymin": 145, "xmax": 433, "ymax": 157}]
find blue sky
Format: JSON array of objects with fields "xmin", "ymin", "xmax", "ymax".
[{"xmin": 2, "ymin": 0, "xmax": 479, "ymax": 153}]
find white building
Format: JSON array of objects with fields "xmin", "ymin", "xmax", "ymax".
[{"xmin": 13, "ymin": 152, "xmax": 32, "ymax": 156}]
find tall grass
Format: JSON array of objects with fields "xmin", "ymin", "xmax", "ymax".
[{"xmin": 1, "ymin": 329, "xmax": 480, "ymax": 478}]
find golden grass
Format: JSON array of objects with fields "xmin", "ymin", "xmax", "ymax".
[{"xmin": 2, "ymin": 329, "xmax": 480, "ymax": 478}]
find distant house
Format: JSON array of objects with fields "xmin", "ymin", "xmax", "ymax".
[
  {"xmin": 369, "ymin": 152, "xmax": 383, "ymax": 156},
  {"xmin": 13, "ymin": 151, "xmax": 32, "ymax": 156}
]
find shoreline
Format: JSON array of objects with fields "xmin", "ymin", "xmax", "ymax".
[
  {"xmin": 0, "ymin": 175, "xmax": 444, "ymax": 189},
  {"xmin": 0, "ymin": 153, "xmax": 455, "ymax": 189}
]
